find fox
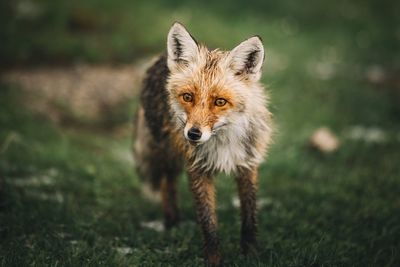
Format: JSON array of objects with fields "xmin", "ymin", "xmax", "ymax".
[{"xmin": 133, "ymin": 22, "xmax": 273, "ymax": 266}]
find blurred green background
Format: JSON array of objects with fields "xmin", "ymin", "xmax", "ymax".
[
  {"xmin": 1, "ymin": 0, "xmax": 399, "ymax": 67},
  {"xmin": 1, "ymin": 0, "xmax": 400, "ymax": 266}
]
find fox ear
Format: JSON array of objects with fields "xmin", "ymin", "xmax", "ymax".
[
  {"xmin": 228, "ymin": 36, "xmax": 265, "ymax": 81},
  {"xmin": 167, "ymin": 22, "xmax": 199, "ymax": 71}
]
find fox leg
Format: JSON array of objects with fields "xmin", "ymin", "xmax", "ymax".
[
  {"xmin": 160, "ymin": 174, "xmax": 180, "ymax": 228},
  {"xmin": 236, "ymin": 167, "xmax": 258, "ymax": 254},
  {"xmin": 189, "ymin": 172, "xmax": 222, "ymax": 267}
]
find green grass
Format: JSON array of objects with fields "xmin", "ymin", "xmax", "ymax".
[{"xmin": 1, "ymin": 0, "xmax": 400, "ymax": 266}]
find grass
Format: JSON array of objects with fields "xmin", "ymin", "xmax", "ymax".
[{"xmin": 1, "ymin": 0, "xmax": 400, "ymax": 266}]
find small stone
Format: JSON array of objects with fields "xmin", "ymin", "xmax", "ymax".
[
  {"xmin": 310, "ymin": 127, "xmax": 340, "ymax": 153},
  {"xmin": 115, "ymin": 246, "xmax": 133, "ymax": 255},
  {"xmin": 140, "ymin": 220, "xmax": 165, "ymax": 232}
]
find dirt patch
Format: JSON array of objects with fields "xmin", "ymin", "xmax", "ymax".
[{"xmin": 1, "ymin": 61, "xmax": 153, "ymax": 127}]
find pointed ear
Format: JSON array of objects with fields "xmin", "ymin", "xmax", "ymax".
[
  {"xmin": 167, "ymin": 22, "xmax": 199, "ymax": 71},
  {"xmin": 227, "ymin": 36, "xmax": 265, "ymax": 81}
]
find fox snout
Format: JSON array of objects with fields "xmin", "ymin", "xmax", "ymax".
[
  {"xmin": 184, "ymin": 124, "xmax": 212, "ymax": 145},
  {"xmin": 187, "ymin": 127, "xmax": 202, "ymax": 141}
]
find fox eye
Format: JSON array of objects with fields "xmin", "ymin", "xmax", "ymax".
[
  {"xmin": 215, "ymin": 98, "xmax": 227, "ymax": 107},
  {"xmin": 182, "ymin": 93, "xmax": 193, "ymax": 102}
]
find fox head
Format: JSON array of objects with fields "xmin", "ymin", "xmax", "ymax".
[{"xmin": 166, "ymin": 22, "xmax": 266, "ymax": 145}]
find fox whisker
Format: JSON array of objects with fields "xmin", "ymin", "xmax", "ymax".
[
  {"xmin": 212, "ymin": 123, "xmax": 228, "ymax": 132},
  {"xmin": 177, "ymin": 116, "xmax": 186, "ymax": 126}
]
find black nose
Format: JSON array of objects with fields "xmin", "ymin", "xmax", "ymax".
[{"xmin": 187, "ymin": 127, "xmax": 202, "ymax": 141}]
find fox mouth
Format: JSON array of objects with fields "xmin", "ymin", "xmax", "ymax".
[
  {"xmin": 185, "ymin": 133, "xmax": 208, "ymax": 146},
  {"xmin": 188, "ymin": 140, "xmax": 201, "ymax": 146},
  {"xmin": 181, "ymin": 121, "xmax": 228, "ymax": 146}
]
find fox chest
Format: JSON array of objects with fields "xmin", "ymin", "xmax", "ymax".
[{"xmin": 189, "ymin": 136, "xmax": 259, "ymax": 175}]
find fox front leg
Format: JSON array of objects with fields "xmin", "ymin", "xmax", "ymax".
[
  {"xmin": 236, "ymin": 167, "xmax": 258, "ymax": 254},
  {"xmin": 189, "ymin": 171, "xmax": 222, "ymax": 267},
  {"xmin": 160, "ymin": 175, "xmax": 180, "ymax": 229}
]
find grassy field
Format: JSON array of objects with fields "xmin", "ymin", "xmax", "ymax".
[{"xmin": 1, "ymin": 0, "xmax": 400, "ymax": 266}]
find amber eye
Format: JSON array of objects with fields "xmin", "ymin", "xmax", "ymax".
[
  {"xmin": 215, "ymin": 98, "xmax": 227, "ymax": 107},
  {"xmin": 182, "ymin": 93, "xmax": 193, "ymax": 102}
]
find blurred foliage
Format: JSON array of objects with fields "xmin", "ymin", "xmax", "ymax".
[{"xmin": 1, "ymin": 0, "xmax": 399, "ymax": 67}]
